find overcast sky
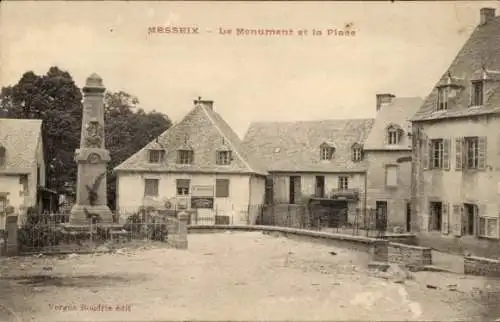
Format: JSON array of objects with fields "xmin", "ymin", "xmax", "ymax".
[{"xmin": 1, "ymin": 1, "xmax": 499, "ymax": 137}]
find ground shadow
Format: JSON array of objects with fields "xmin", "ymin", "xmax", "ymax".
[{"xmin": 4, "ymin": 274, "xmax": 138, "ymax": 288}]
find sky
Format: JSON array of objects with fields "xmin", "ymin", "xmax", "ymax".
[{"xmin": 1, "ymin": 1, "xmax": 499, "ymax": 137}]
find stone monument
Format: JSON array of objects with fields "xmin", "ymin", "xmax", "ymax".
[{"xmin": 61, "ymin": 74, "xmax": 121, "ymax": 234}]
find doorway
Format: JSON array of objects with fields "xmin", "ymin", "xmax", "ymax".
[
  {"xmin": 463, "ymin": 203, "xmax": 477, "ymax": 235},
  {"xmin": 315, "ymin": 176, "xmax": 325, "ymax": 198},
  {"xmin": 375, "ymin": 201, "xmax": 388, "ymax": 231},
  {"xmin": 406, "ymin": 202, "xmax": 411, "ymax": 232},
  {"xmin": 289, "ymin": 176, "xmax": 301, "ymax": 204}
]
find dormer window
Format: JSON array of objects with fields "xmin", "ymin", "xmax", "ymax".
[
  {"xmin": 319, "ymin": 142, "xmax": 335, "ymax": 161},
  {"xmin": 386, "ymin": 124, "xmax": 403, "ymax": 145},
  {"xmin": 351, "ymin": 144, "xmax": 363, "ymax": 162},
  {"xmin": 437, "ymin": 87, "xmax": 448, "ymax": 111},
  {"xmin": 177, "ymin": 149, "xmax": 194, "ymax": 165},
  {"xmin": 149, "ymin": 149, "xmax": 165, "ymax": 163},
  {"xmin": 471, "ymin": 80, "xmax": 484, "ymax": 106},
  {"xmin": 216, "ymin": 150, "xmax": 232, "ymax": 165}
]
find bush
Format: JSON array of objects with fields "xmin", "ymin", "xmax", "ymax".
[
  {"xmin": 18, "ymin": 209, "xmax": 63, "ymax": 250},
  {"xmin": 124, "ymin": 210, "xmax": 167, "ymax": 241}
]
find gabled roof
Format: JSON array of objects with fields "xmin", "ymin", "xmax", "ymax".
[
  {"xmin": 114, "ymin": 103, "xmax": 267, "ymax": 175},
  {"xmin": 0, "ymin": 118, "xmax": 43, "ymax": 174},
  {"xmin": 364, "ymin": 97, "xmax": 423, "ymax": 150},
  {"xmin": 242, "ymin": 118, "xmax": 375, "ymax": 173},
  {"xmin": 411, "ymin": 14, "xmax": 500, "ymax": 122}
]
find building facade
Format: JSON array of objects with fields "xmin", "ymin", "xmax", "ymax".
[
  {"xmin": 410, "ymin": 8, "xmax": 500, "ymax": 257},
  {"xmin": 0, "ymin": 118, "xmax": 46, "ymax": 227},
  {"xmin": 114, "ymin": 99, "xmax": 267, "ymax": 225},
  {"xmin": 243, "ymin": 118, "xmax": 374, "ymax": 227},
  {"xmin": 363, "ymin": 94, "xmax": 423, "ymax": 232}
]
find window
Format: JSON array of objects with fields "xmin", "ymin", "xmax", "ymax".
[
  {"xmin": 465, "ymin": 137, "xmax": 479, "ymax": 169},
  {"xmin": 176, "ymin": 179, "xmax": 190, "ymax": 195},
  {"xmin": 215, "ymin": 179, "xmax": 230, "ymax": 198},
  {"xmin": 320, "ymin": 147, "xmax": 334, "ymax": 160},
  {"xmin": 144, "ymin": 179, "xmax": 159, "ymax": 197},
  {"xmin": 437, "ymin": 87, "xmax": 448, "ymax": 111},
  {"xmin": 352, "ymin": 144, "xmax": 363, "ymax": 162},
  {"xmin": 177, "ymin": 150, "xmax": 194, "ymax": 165},
  {"xmin": 429, "ymin": 202, "xmax": 442, "ymax": 231},
  {"xmin": 387, "ymin": 125, "xmax": 402, "ymax": 145},
  {"xmin": 385, "ymin": 165, "xmax": 398, "ymax": 187},
  {"xmin": 149, "ymin": 149, "xmax": 165, "ymax": 163},
  {"xmin": 479, "ymin": 217, "xmax": 498, "ymax": 238},
  {"xmin": 471, "ymin": 81, "xmax": 484, "ymax": 106},
  {"xmin": 216, "ymin": 151, "xmax": 232, "ymax": 165},
  {"xmin": 19, "ymin": 175, "xmax": 28, "ymax": 195},
  {"xmin": 338, "ymin": 176, "xmax": 349, "ymax": 190},
  {"xmin": 430, "ymin": 139, "xmax": 443, "ymax": 169}
]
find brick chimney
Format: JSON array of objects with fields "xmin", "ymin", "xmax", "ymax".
[
  {"xmin": 194, "ymin": 97, "xmax": 214, "ymax": 110},
  {"xmin": 480, "ymin": 8, "xmax": 496, "ymax": 25},
  {"xmin": 376, "ymin": 93, "xmax": 395, "ymax": 111}
]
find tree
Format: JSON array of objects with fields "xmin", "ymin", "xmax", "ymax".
[
  {"xmin": 0, "ymin": 67, "xmax": 83, "ymax": 192},
  {"xmin": 1, "ymin": 67, "xmax": 172, "ymax": 211}
]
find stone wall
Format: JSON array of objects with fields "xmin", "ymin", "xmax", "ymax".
[
  {"xmin": 388, "ymin": 242, "xmax": 432, "ymax": 267},
  {"xmin": 464, "ymin": 255, "xmax": 500, "ymax": 277},
  {"xmin": 188, "ymin": 224, "xmax": 389, "ymax": 262}
]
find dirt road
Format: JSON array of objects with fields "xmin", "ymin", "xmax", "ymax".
[{"xmin": 1, "ymin": 231, "xmax": 498, "ymax": 321}]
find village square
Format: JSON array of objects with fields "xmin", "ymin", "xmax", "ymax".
[{"xmin": 1, "ymin": 2, "xmax": 500, "ymax": 322}]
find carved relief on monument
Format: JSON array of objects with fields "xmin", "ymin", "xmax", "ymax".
[
  {"xmin": 84, "ymin": 118, "xmax": 104, "ymax": 148},
  {"xmin": 87, "ymin": 153, "xmax": 101, "ymax": 164}
]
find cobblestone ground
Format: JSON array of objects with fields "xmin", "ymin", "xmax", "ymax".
[{"xmin": 1, "ymin": 231, "xmax": 499, "ymax": 321}]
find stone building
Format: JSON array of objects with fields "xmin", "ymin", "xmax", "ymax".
[
  {"xmin": 363, "ymin": 94, "xmax": 423, "ymax": 232},
  {"xmin": 242, "ymin": 118, "xmax": 374, "ymax": 227},
  {"xmin": 410, "ymin": 8, "xmax": 500, "ymax": 257},
  {"xmin": 114, "ymin": 99, "xmax": 267, "ymax": 225},
  {"xmin": 0, "ymin": 118, "xmax": 46, "ymax": 227}
]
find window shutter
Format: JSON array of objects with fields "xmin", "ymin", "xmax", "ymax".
[
  {"xmin": 451, "ymin": 204, "xmax": 462, "ymax": 237},
  {"xmin": 422, "ymin": 139, "xmax": 429, "ymax": 170},
  {"xmin": 443, "ymin": 139, "xmax": 450, "ymax": 170},
  {"xmin": 442, "ymin": 203, "xmax": 449, "ymax": 234},
  {"xmin": 478, "ymin": 136, "xmax": 487, "ymax": 170},
  {"xmin": 428, "ymin": 203, "xmax": 433, "ymax": 231},
  {"xmin": 455, "ymin": 137, "xmax": 463, "ymax": 170}
]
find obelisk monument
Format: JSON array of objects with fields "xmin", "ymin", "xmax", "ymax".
[{"xmin": 69, "ymin": 73, "xmax": 113, "ymax": 225}]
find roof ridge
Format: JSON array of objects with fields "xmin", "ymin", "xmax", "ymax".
[{"xmin": 201, "ymin": 106, "xmax": 256, "ymax": 174}]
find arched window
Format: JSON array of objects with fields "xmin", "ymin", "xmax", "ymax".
[
  {"xmin": 351, "ymin": 143, "xmax": 363, "ymax": 162},
  {"xmin": 386, "ymin": 124, "xmax": 403, "ymax": 145}
]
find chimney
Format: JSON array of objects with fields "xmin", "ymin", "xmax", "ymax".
[
  {"xmin": 376, "ymin": 93, "xmax": 395, "ymax": 111},
  {"xmin": 480, "ymin": 8, "xmax": 496, "ymax": 25},
  {"xmin": 194, "ymin": 97, "xmax": 214, "ymax": 110}
]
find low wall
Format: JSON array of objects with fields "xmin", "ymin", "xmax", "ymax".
[
  {"xmin": 416, "ymin": 232, "xmax": 500, "ymax": 258},
  {"xmin": 383, "ymin": 234, "xmax": 417, "ymax": 245},
  {"xmin": 388, "ymin": 242, "xmax": 432, "ymax": 267},
  {"xmin": 464, "ymin": 255, "xmax": 500, "ymax": 277},
  {"xmin": 188, "ymin": 225, "xmax": 388, "ymax": 262}
]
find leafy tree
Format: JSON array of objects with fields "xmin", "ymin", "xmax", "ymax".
[
  {"xmin": 1, "ymin": 67, "xmax": 172, "ymax": 211},
  {"xmin": 0, "ymin": 67, "xmax": 83, "ymax": 192}
]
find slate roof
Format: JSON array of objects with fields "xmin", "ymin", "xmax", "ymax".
[
  {"xmin": 0, "ymin": 118, "xmax": 43, "ymax": 174},
  {"xmin": 363, "ymin": 97, "xmax": 423, "ymax": 150},
  {"xmin": 114, "ymin": 103, "xmax": 267, "ymax": 175},
  {"xmin": 411, "ymin": 14, "xmax": 500, "ymax": 122},
  {"xmin": 242, "ymin": 118, "xmax": 375, "ymax": 173}
]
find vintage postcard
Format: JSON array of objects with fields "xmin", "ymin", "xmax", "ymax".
[{"xmin": 1, "ymin": 0, "xmax": 500, "ymax": 321}]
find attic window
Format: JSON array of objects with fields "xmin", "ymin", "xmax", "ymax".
[
  {"xmin": 437, "ymin": 87, "xmax": 448, "ymax": 111},
  {"xmin": 177, "ymin": 149, "xmax": 194, "ymax": 165},
  {"xmin": 216, "ymin": 150, "xmax": 232, "ymax": 165},
  {"xmin": 320, "ymin": 144, "xmax": 335, "ymax": 161},
  {"xmin": 387, "ymin": 124, "xmax": 403, "ymax": 145},
  {"xmin": 471, "ymin": 80, "xmax": 484, "ymax": 106},
  {"xmin": 352, "ymin": 144, "xmax": 363, "ymax": 162},
  {"xmin": 149, "ymin": 149, "xmax": 165, "ymax": 163}
]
